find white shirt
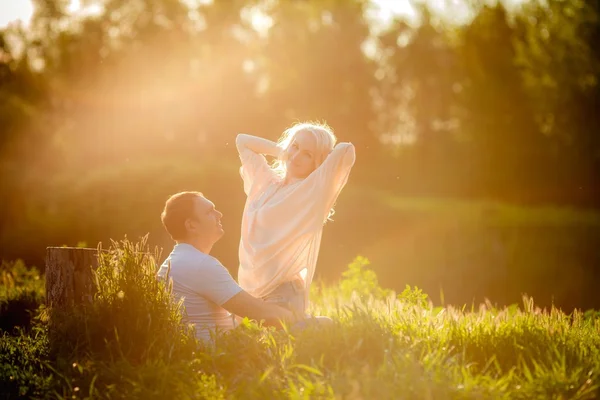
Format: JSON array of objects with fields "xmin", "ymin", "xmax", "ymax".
[
  {"xmin": 157, "ymin": 243, "xmax": 242, "ymax": 342},
  {"xmin": 237, "ymin": 142, "xmax": 356, "ymax": 299}
]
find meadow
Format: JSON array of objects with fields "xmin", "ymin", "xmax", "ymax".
[
  {"xmin": 7, "ymin": 156, "xmax": 600, "ymax": 312},
  {"xmin": 2, "ymin": 1, "xmax": 599, "ymax": 397},
  {"xmin": 1, "ymin": 236, "xmax": 599, "ymax": 400}
]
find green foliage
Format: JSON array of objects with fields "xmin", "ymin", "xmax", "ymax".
[
  {"xmin": 339, "ymin": 256, "xmax": 391, "ymax": 301},
  {"xmin": 47, "ymin": 236, "xmax": 197, "ymax": 365},
  {"xmin": 398, "ymin": 285, "xmax": 429, "ymax": 308},
  {"xmin": 0, "ymin": 260, "xmax": 45, "ymax": 334},
  {"xmin": 0, "ymin": 328, "xmax": 56, "ymax": 399},
  {"xmin": 0, "ymin": 328, "xmax": 226, "ymax": 400},
  {"xmin": 1, "ymin": 249, "xmax": 600, "ymax": 398}
]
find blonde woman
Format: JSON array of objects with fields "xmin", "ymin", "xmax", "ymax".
[{"xmin": 235, "ymin": 121, "xmax": 356, "ymax": 317}]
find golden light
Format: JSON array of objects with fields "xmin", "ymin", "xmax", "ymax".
[
  {"xmin": 0, "ymin": 0, "xmax": 104, "ymax": 29},
  {"xmin": 0, "ymin": 0, "xmax": 34, "ymax": 28},
  {"xmin": 369, "ymin": 0, "xmax": 417, "ymax": 29},
  {"xmin": 1, "ymin": 0, "xmax": 416, "ymax": 31}
]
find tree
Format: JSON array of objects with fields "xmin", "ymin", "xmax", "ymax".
[{"xmin": 257, "ymin": 0, "xmax": 378, "ymax": 159}]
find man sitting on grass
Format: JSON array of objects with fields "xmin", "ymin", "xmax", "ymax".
[{"xmin": 157, "ymin": 191, "xmax": 301, "ymax": 343}]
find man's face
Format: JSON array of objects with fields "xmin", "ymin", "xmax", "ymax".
[{"xmin": 186, "ymin": 195, "xmax": 224, "ymax": 243}]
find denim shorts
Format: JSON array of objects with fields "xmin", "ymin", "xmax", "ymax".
[{"xmin": 262, "ymin": 278, "xmax": 306, "ymax": 317}]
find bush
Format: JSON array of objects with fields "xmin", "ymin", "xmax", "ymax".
[
  {"xmin": 0, "ymin": 260, "xmax": 45, "ymax": 334},
  {"xmin": 0, "ymin": 327, "xmax": 57, "ymax": 399},
  {"xmin": 47, "ymin": 236, "xmax": 197, "ymax": 365},
  {"xmin": 339, "ymin": 256, "xmax": 391, "ymax": 301}
]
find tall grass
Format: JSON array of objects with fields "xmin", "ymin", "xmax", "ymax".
[
  {"xmin": 0, "ymin": 240, "xmax": 599, "ymax": 399},
  {"xmin": 0, "ymin": 260, "xmax": 44, "ymax": 333},
  {"xmin": 46, "ymin": 236, "xmax": 197, "ymax": 365}
]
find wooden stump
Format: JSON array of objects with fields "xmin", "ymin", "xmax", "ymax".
[{"xmin": 45, "ymin": 247, "xmax": 99, "ymax": 307}]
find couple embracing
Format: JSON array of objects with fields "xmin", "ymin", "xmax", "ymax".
[{"xmin": 157, "ymin": 121, "xmax": 356, "ymax": 342}]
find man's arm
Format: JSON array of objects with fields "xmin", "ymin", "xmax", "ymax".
[
  {"xmin": 188, "ymin": 256, "xmax": 296, "ymax": 328},
  {"xmin": 222, "ymin": 290, "xmax": 298, "ymax": 328},
  {"xmin": 236, "ymin": 134, "xmax": 282, "ymax": 158}
]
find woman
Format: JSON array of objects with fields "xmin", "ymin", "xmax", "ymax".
[{"xmin": 235, "ymin": 121, "xmax": 356, "ymax": 317}]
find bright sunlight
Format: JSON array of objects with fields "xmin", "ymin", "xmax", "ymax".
[{"xmin": 1, "ymin": 0, "xmax": 417, "ymax": 29}]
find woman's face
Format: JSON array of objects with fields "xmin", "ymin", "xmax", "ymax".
[{"xmin": 285, "ymin": 130, "xmax": 318, "ymax": 179}]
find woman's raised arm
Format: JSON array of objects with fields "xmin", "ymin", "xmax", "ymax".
[
  {"xmin": 313, "ymin": 142, "xmax": 356, "ymax": 219},
  {"xmin": 236, "ymin": 134, "xmax": 281, "ymax": 160},
  {"xmin": 235, "ymin": 134, "xmax": 280, "ymax": 196}
]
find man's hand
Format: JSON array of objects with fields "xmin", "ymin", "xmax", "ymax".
[{"xmin": 222, "ymin": 290, "xmax": 299, "ymax": 328}]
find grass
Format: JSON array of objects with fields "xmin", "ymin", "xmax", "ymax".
[
  {"xmin": 0, "ymin": 260, "xmax": 45, "ymax": 333},
  {"xmin": 332, "ymin": 188, "xmax": 600, "ymax": 312},
  {"xmin": 377, "ymin": 192, "xmax": 600, "ymax": 226},
  {"xmin": 1, "ymin": 239, "xmax": 600, "ymax": 399},
  {"xmin": 6, "ymin": 156, "xmax": 600, "ymax": 314}
]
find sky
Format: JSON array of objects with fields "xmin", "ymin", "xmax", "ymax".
[
  {"xmin": 0, "ymin": 0, "xmax": 109, "ymax": 29},
  {"xmin": 1, "ymin": 0, "xmax": 420, "ymax": 30},
  {"xmin": 0, "ymin": 0, "xmax": 35, "ymax": 28},
  {"xmin": 0, "ymin": 0, "xmax": 526, "ymax": 34},
  {"xmin": 0, "ymin": 0, "xmax": 103, "ymax": 28}
]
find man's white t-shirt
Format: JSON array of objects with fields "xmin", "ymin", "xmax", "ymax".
[{"xmin": 157, "ymin": 243, "xmax": 243, "ymax": 342}]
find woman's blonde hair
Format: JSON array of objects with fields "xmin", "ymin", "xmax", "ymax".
[
  {"xmin": 271, "ymin": 121, "xmax": 337, "ymax": 179},
  {"xmin": 271, "ymin": 121, "xmax": 338, "ymax": 221}
]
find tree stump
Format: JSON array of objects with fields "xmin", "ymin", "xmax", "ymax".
[{"xmin": 45, "ymin": 247, "xmax": 99, "ymax": 307}]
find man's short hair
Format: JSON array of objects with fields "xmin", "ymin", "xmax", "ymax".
[{"xmin": 161, "ymin": 191, "xmax": 203, "ymax": 241}]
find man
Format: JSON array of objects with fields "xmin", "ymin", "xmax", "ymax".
[{"xmin": 157, "ymin": 191, "xmax": 298, "ymax": 343}]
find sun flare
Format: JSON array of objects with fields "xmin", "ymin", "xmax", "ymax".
[
  {"xmin": 0, "ymin": 0, "xmax": 416, "ymax": 30},
  {"xmin": 0, "ymin": 0, "xmax": 34, "ymax": 28}
]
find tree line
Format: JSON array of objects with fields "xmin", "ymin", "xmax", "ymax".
[{"xmin": 0, "ymin": 0, "xmax": 598, "ymax": 273}]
